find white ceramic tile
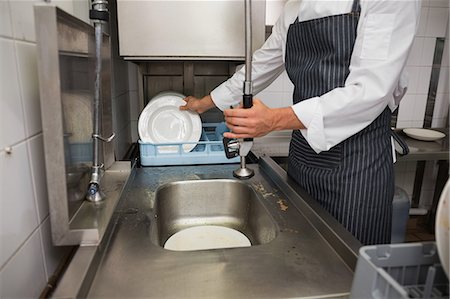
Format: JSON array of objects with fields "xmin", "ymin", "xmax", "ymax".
[
  {"xmin": 432, "ymin": 92, "xmax": 450, "ymax": 119},
  {"xmin": 0, "ymin": 229, "xmax": 46, "ymax": 299},
  {"xmin": 416, "ymin": 6, "xmax": 429, "ymax": 37},
  {"xmin": 0, "ymin": 0, "xmax": 13, "ymax": 38},
  {"xmin": 431, "ymin": 117, "xmax": 447, "ymax": 127},
  {"xmin": 404, "ymin": 66, "xmax": 420, "ymax": 94},
  {"xmin": 264, "ymin": 73, "xmax": 284, "ymax": 92},
  {"xmin": 51, "ymin": 0, "xmax": 74, "ymax": 15},
  {"xmin": 429, "ymin": 0, "xmax": 449, "ymax": 8},
  {"xmin": 417, "ymin": 67, "xmax": 433, "ymax": 93},
  {"xmin": 10, "ymin": 0, "xmax": 39, "ymax": 42},
  {"xmin": 421, "ymin": 0, "xmax": 431, "ymax": 7},
  {"xmin": 436, "ymin": 66, "xmax": 449, "ymax": 94},
  {"xmin": 410, "ymin": 120, "xmax": 425, "ymax": 127},
  {"xmin": 441, "ymin": 37, "xmax": 449, "ymax": 67},
  {"xmin": 39, "ymin": 217, "xmax": 71, "ymax": 279},
  {"xmin": 256, "ymin": 91, "xmax": 285, "ymax": 108},
  {"xmin": 28, "ymin": 134, "xmax": 49, "ymax": 223},
  {"xmin": 421, "ymin": 38, "xmax": 436, "ymax": 66},
  {"xmin": 0, "ymin": 37, "xmax": 26, "ymax": 149},
  {"xmin": 0, "ymin": 141, "xmax": 39, "ymax": 268},
  {"xmin": 397, "ymin": 94, "xmax": 417, "ymax": 121},
  {"xmin": 266, "ymin": 0, "xmax": 285, "ymax": 26},
  {"xmin": 72, "ymin": 0, "xmax": 90, "ymax": 24},
  {"xmin": 406, "ymin": 38, "xmax": 424, "ymax": 66},
  {"xmin": 425, "ymin": 7, "xmax": 449, "ymax": 37},
  {"xmin": 395, "ymin": 120, "xmax": 410, "ymax": 128},
  {"xmin": 282, "ymin": 91, "xmax": 294, "ymax": 106},
  {"xmin": 15, "ymin": 41, "xmax": 42, "ymax": 137},
  {"xmin": 281, "ymin": 71, "xmax": 295, "ymax": 93},
  {"xmin": 413, "ymin": 94, "xmax": 428, "ymax": 123}
]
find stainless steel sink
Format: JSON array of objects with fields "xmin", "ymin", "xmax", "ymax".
[{"xmin": 150, "ymin": 179, "xmax": 278, "ymax": 249}]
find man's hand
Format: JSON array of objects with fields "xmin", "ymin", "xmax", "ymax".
[
  {"xmin": 180, "ymin": 95, "xmax": 215, "ymax": 114},
  {"xmin": 223, "ymin": 99, "xmax": 305, "ymax": 139},
  {"xmin": 223, "ymin": 99, "xmax": 275, "ymax": 139}
]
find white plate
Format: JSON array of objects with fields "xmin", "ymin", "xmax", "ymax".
[
  {"xmin": 403, "ymin": 128, "xmax": 446, "ymax": 141},
  {"xmin": 152, "ymin": 90, "xmax": 186, "ymax": 100},
  {"xmin": 138, "ymin": 94, "xmax": 201, "ymax": 153},
  {"xmin": 435, "ymin": 179, "xmax": 450, "ymax": 278},
  {"xmin": 164, "ymin": 225, "xmax": 251, "ymax": 251}
]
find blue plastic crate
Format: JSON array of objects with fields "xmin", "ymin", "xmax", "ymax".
[{"xmin": 139, "ymin": 123, "xmax": 240, "ymax": 166}]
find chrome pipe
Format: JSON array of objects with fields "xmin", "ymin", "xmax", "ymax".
[
  {"xmin": 234, "ymin": 0, "xmax": 254, "ymax": 180},
  {"xmin": 86, "ymin": 0, "xmax": 110, "ymax": 202},
  {"xmin": 244, "ymin": 0, "xmax": 252, "ymax": 86}
]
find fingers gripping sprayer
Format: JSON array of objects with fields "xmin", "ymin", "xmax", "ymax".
[{"xmin": 223, "ymin": 0, "xmax": 255, "ymax": 179}]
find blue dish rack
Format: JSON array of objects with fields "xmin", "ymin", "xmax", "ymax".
[{"xmin": 139, "ymin": 123, "xmax": 240, "ymax": 166}]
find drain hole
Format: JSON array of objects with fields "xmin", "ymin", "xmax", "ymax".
[{"xmin": 164, "ymin": 225, "xmax": 251, "ymax": 251}]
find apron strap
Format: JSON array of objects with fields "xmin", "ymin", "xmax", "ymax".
[
  {"xmin": 391, "ymin": 129, "xmax": 410, "ymax": 156},
  {"xmin": 351, "ymin": 0, "xmax": 361, "ymax": 13}
]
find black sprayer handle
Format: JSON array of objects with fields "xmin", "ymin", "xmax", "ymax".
[
  {"xmin": 243, "ymin": 94, "xmax": 253, "ymax": 142},
  {"xmin": 222, "ymin": 137, "xmax": 239, "ymax": 159}
]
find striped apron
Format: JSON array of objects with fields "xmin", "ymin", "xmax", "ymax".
[{"xmin": 285, "ymin": 0, "xmax": 394, "ymax": 245}]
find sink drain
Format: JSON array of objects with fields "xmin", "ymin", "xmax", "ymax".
[{"xmin": 164, "ymin": 225, "xmax": 251, "ymax": 251}]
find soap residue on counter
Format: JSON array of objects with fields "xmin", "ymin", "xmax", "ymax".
[
  {"xmin": 252, "ymin": 182, "xmax": 288, "ymax": 212},
  {"xmin": 277, "ymin": 199, "xmax": 288, "ymax": 211}
]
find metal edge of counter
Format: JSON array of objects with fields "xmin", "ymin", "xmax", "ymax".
[
  {"xmin": 259, "ymin": 156, "xmax": 362, "ymax": 270},
  {"xmin": 51, "ymin": 164, "xmax": 137, "ymax": 298}
]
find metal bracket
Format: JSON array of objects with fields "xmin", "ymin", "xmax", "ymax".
[{"xmin": 92, "ymin": 133, "xmax": 115, "ymax": 143}]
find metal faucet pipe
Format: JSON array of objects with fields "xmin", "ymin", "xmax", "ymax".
[
  {"xmin": 244, "ymin": 0, "xmax": 252, "ymax": 94},
  {"xmin": 233, "ymin": 0, "xmax": 255, "ymax": 180},
  {"xmin": 86, "ymin": 0, "xmax": 112, "ymax": 202}
]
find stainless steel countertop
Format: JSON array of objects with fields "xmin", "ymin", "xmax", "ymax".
[{"xmin": 54, "ymin": 158, "xmax": 361, "ymax": 298}]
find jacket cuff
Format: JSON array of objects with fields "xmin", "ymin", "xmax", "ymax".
[{"xmin": 291, "ymin": 98, "xmax": 327, "ymax": 154}]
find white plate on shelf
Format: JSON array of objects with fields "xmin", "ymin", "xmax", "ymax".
[
  {"xmin": 402, "ymin": 128, "xmax": 446, "ymax": 141},
  {"xmin": 138, "ymin": 94, "xmax": 202, "ymax": 153},
  {"xmin": 435, "ymin": 179, "xmax": 450, "ymax": 278}
]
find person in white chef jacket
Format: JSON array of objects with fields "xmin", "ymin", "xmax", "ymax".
[{"xmin": 181, "ymin": 0, "xmax": 420, "ymax": 245}]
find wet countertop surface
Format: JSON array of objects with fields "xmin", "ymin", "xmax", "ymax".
[{"xmin": 85, "ymin": 162, "xmax": 356, "ymax": 298}]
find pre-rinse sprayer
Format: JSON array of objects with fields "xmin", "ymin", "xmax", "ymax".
[
  {"xmin": 223, "ymin": 0, "xmax": 255, "ymax": 179},
  {"xmin": 86, "ymin": 0, "xmax": 115, "ymax": 203}
]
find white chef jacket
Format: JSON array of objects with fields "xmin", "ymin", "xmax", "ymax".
[{"xmin": 210, "ymin": 0, "xmax": 421, "ymax": 154}]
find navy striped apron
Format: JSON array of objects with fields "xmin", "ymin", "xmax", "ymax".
[{"xmin": 285, "ymin": 0, "xmax": 394, "ymax": 245}]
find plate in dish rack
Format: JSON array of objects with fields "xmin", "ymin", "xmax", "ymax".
[
  {"xmin": 138, "ymin": 94, "xmax": 202, "ymax": 153},
  {"xmin": 403, "ymin": 128, "xmax": 445, "ymax": 141}
]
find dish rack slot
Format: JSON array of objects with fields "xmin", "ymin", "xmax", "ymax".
[{"xmin": 139, "ymin": 123, "xmax": 240, "ymax": 166}]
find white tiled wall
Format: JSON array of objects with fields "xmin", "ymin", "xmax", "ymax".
[{"xmin": 0, "ymin": 1, "xmax": 91, "ymax": 297}]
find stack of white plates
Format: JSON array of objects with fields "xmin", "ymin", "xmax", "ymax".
[{"xmin": 138, "ymin": 91, "xmax": 202, "ymax": 153}]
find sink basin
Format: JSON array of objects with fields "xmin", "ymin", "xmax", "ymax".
[{"xmin": 150, "ymin": 179, "xmax": 278, "ymax": 249}]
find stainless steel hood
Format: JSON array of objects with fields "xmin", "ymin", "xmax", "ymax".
[{"xmin": 116, "ymin": 0, "xmax": 266, "ymax": 60}]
